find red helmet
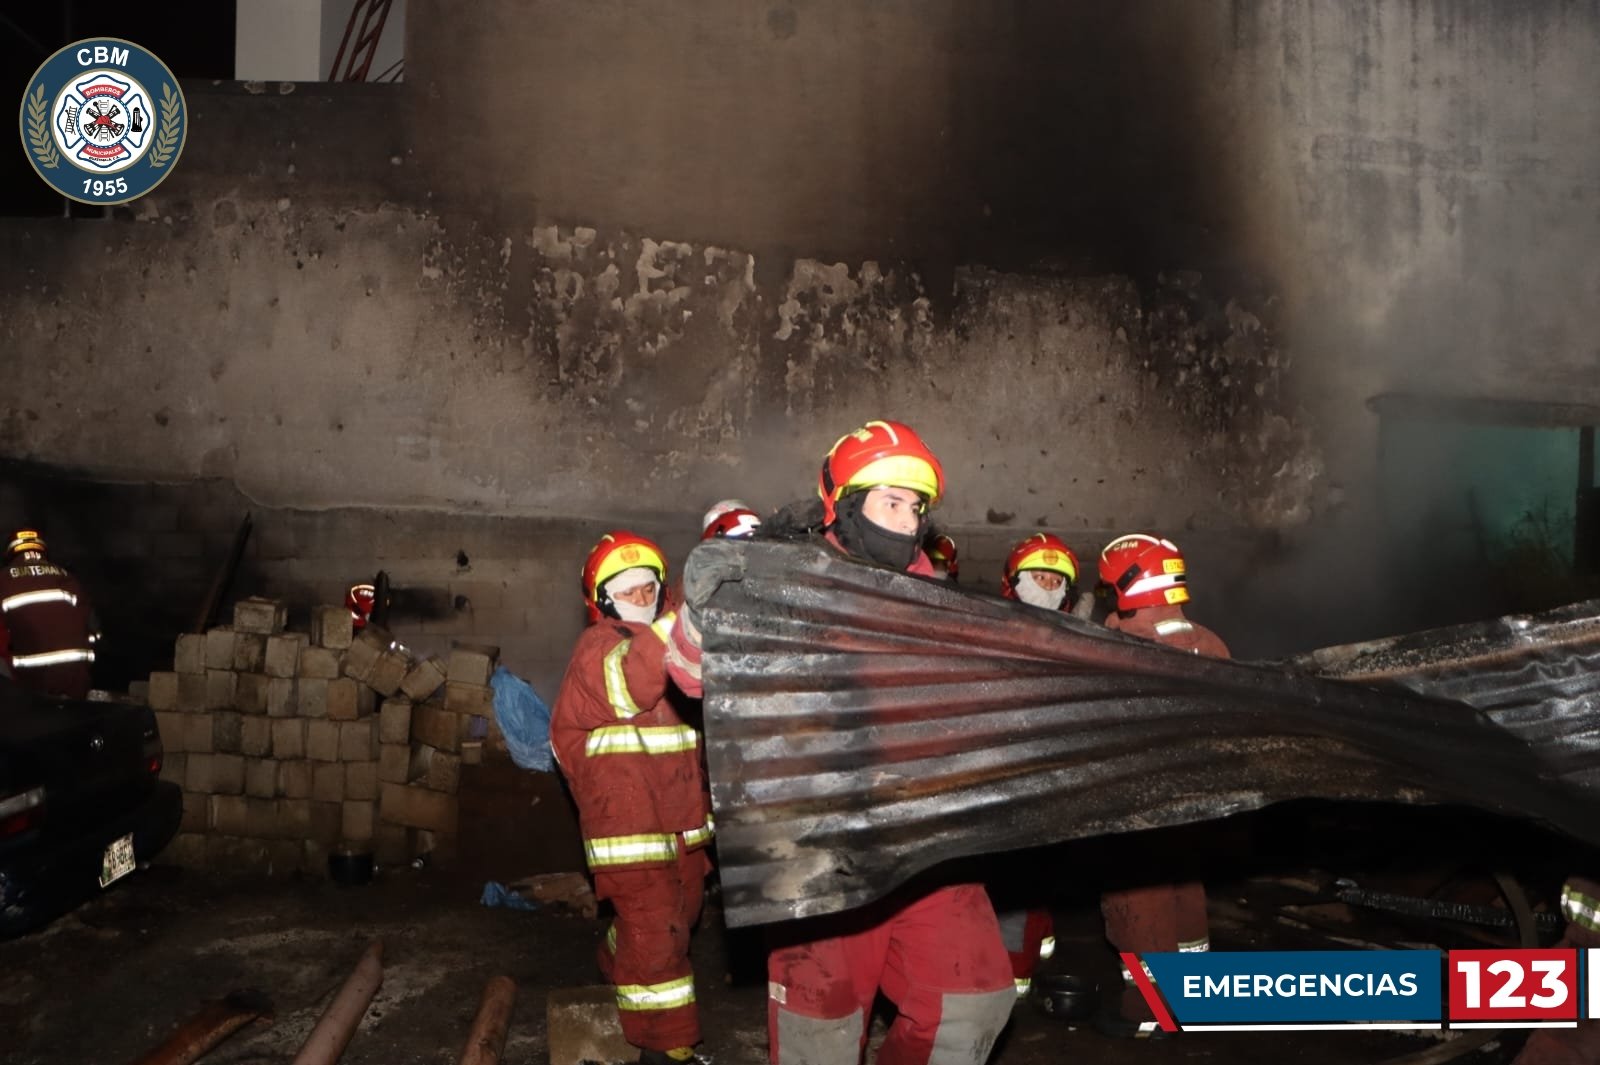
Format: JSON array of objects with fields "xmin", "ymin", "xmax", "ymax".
[
  {"xmin": 925, "ymin": 532, "xmax": 959, "ymax": 580},
  {"xmin": 581, "ymin": 531, "xmax": 668, "ymax": 622},
  {"xmin": 1098, "ymin": 533, "xmax": 1189, "ymax": 611},
  {"xmin": 1002, "ymin": 533, "xmax": 1079, "ymax": 602},
  {"xmin": 346, "ymin": 583, "xmax": 378, "ymax": 630},
  {"xmin": 817, "ymin": 420, "xmax": 944, "ymax": 526},
  {"xmin": 702, "ymin": 500, "xmax": 762, "ymax": 541}
]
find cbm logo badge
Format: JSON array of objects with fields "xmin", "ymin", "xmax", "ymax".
[{"xmin": 19, "ymin": 38, "xmax": 187, "ymax": 205}]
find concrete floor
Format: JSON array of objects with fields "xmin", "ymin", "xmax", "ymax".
[{"xmin": 0, "ymin": 859, "xmax": 1532, "ymax": 1065}]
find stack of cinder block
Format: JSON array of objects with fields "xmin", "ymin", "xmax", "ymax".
[
  {"xmin": 148, "ymin": 596, "xmax": 495, "ymax": 875},
  {"xmin": 371, "ymin": 639, "xmax": 498, "ymax": 863}
]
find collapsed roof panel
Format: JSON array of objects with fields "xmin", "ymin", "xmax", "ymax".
[{"xmin": 688, "ymin": 540, "xmax": 1600, "ymax": 928}]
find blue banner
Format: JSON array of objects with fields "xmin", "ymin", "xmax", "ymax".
[{"xmin": 1141, "ymin": 950, "xmax": 1443, "ymax": 1028}]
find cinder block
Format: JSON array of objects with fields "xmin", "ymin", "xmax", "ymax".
[
  {"xmin": 157, "ymin": 832, "xmax": 208, "ymax": 870},
  {"xmin": 205, "ymin": 669, "xmax": 237, "ymax": 711},
  {"xmin": 312, "ymin": 605, "xmax": 355, "ymax": 650},
  {"xmin": 182, "ymin": 713, "xmax": 215, "ymax": 754},
  {"xmin": 297, "ymin": 678, "xmax": 330, "ymax": 719},
  {"xmin": 240, "ymin": 715, "xmax": 272, "ymax": 757},
  {"xmin": 378, "ymin": 698, "xmax": 412, "ymax": 744},
  {"xmin": 399, "ymin": 656, "xmax": 447, "ymax": 701},
  {"xmin": 278, "ymin": 798, "xmax": 313, "ymax": 839},
  {"xmin": 264, "ymin": 632, "xmax": 308, "ymax": 678},
  {"xmin": 342, "ymin": 800, "xmax": 376, "ymax": 842},
  {"xmin": 312, "ymin": 762, "xmax": 345, "ymax": 803},
  {"xmin": 339, "ymin": 721, "xmax": 377, "ymax": 762},
  {"xmin": 368, "ymin": 650, "xmax": 410, "ymax": 697},
  {"xmin": 378, "ymin": 743, "xmax": 410, "ymax": 784},
  {"xmin": 445, "ymin": 681, "xmax": 494, "ymax": 717},
  {"xmin": 302, "ymin": 840, "xmax": 331, "ymax": 877},
  {"xmin": 411, "ymin": 704, "xmax": 462, "ymax": 752},
  {"xmin": 204, "ymin": 627, "xmax": 236, "ymax": 670},
  {"xmin": 267, "ymin": 839, "xmax": 302, "ymax": 875},
  {"xmin": 310, "ymin": 801, "xmax": 343, "ymax": 844},
  {"xmin": 179, "ymin": 793, "xmax": 209, "ymax": 833},
  {"xmin": 423, "ymin": 748, "xmax": 461, "ymax": 793},
  {"xmin": 210, "ymin": 795, "xmax": 264, "ymax": 837},
  {"xmin": 326, "ymin": 678, "xmax": 361, "ymax": 721},
  {"xmin": 460, "ymin": 739, "xmax": 484, "ymax": 766},
  {"xmin": 154, "ymin": 711, "xmax": 185, "ymax": 751},
  {"xmin": 130, "ymin": 679, "xmax": 150, "ymax": 704},
  {"xmin": 159, "ymin": 752, "xmax": 186, "ymax": 786},
  {"xmin": 447, "ymin": 642, "xmax": 499, "ymax": 687},
  {"xmin": 235, "ymin": 672, "xmax": 269, "ymax": 714},
  {"xmin": 188, "ymin": 753, "xmax": 244, "ymax": 795},
  {"xmin": 279, "ymin": 759, "xmax": 313, "ymax": 799},
  {"xmin": 344, "ymin": 625, "xmax": 392, "ymax": 682},
  {"xmin": 232, "ymin": 633, "xmax": 266, "ymax": 673},
  {"xmin": 148, "ymin": 672, "xmax": 179, "ymax": 711},
  {"xmin": 345, "ymin": 760, "xmax": 379, "ymax": 801},
  {"xmin": 306, "ymin": 719, "xmax": 340, "ymax": 762},
  {"xmin": 356, "ymin": 685, "xmax": 377, "ymax": 717},
  {"xmin": 232, "ymin": 596, "xmax": 287, "ymax": 635},
  {"xmin": 245, "ymin": 758, "xmax": 277, "ymax": 798},
  {"xmin": 299, "ymin": 645, "xmax": 343, "ymax": 680},
  {"xmin": 174, "ymin": 633, "xmax": 206, "ymax": 675},
  {"xmin": 378, "ymin": 783, "xmax": 458, "ymax": 833},
  {"xmin": 266, "ymin": 676, "xmax": 298, "ymax": 717},
  {"xmin": 373, "ymin": 823, "xmax": 410, "ymax": 866},
  {"xmin": 205, "ymin": 835, "xmax": 274, "ymax": 875},
  {"xmin": 271, "ymin": 718, "xmax": 306, "ymax": 759},
  {"xmin": 177, "ymin": 672, "xmax": 208, "ymax": 712},
  {"xmin": 212, "ymin": 712, "xmax": 242, "ymax": 754},
  {"xmin": 416, "ymin": 829, "xmax": 458, "ymax": 863}
]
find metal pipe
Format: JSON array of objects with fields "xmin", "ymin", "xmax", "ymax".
[
  {"xmin": 128, "ymin": 991, "xmax": 272, "ymax": 1065},
  {"xmin": 457, "ymin": 976, "xmax": 518, "ymax": 1065},
  {"xmin": 290, "ymin": 941, "xmax": 384, "ymax": 1065}
]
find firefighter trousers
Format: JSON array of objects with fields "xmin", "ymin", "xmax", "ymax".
[
  {"xmin": 767, "ymin": 883, "xmax": 1016, "ymax": 1065},
  {"xmin": 1102, "ymin": 880, "xmax": 1208, "ymax": 1020},
  {"xmin": 595, "ymin": 844, "xmax": 711, "ymax": 1052}
]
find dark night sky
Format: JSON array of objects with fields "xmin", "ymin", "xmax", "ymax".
[{"xmin": 3, "ymin": 1, "xmax": 235, "ymax": 215}]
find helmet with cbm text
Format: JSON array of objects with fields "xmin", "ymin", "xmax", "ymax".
[
  {"xmin": 817, "ymin": 420, "xmax": 944, "ymax": 527},
  {"xmin": 581, "ymin": 530, "xmax": 669, "ymax": 623},
  {"xmin": 1002, "ymin": 533, "xmax": 1080, "ymax": 607},
  {"xmin": 1098, "ymin": 533, "xmax": 1188, "ymax": 611}
]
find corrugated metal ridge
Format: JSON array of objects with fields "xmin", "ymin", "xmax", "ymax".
[{"xmin": 690, "ymin": 540, "xmax": 1600, "ymax": 927}]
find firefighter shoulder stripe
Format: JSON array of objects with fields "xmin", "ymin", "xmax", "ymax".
[{"xmin": 603, "ymin": 639, "xmax": 644, "ymax": 719}]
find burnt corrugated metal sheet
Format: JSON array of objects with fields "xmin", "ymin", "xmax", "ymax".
[{"xmin": 690, "ymin": 540, "xmax": 1600, "ymax": 928}]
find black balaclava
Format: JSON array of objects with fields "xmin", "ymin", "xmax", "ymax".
[{"xmin": 832, "ymin": 491, "xmax": 924, "ymax": 570}]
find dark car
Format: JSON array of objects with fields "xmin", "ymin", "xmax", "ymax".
[{"xmin": 0, "ymin": 679, "xmax": 181, "ymax": 936}]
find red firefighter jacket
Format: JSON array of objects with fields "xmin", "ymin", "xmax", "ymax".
[
  {"xmin": 1107, "ymin": 603, "xmax": 1230, "ymax": 659},
  {"xmin": 551, "ymin": 616, "xmax": 713, "ymax": 872},
  {"xmin": 0, "ymin": 556, "xmax": 96, "ymax": 696}
]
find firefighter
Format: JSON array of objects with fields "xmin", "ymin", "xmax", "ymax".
[
  {"xmin": 664, "ymin": 420, "xmax": 1016, "ymax": 1065},
  {"xmin": 1094, "ymin": 533, "xmax": 1228, "ymax": 1038},
  {"xmin": 346, "ymin": 583, "xmax": 379, "ymax": 631},
  {"xmin": 701, "ymin": 499, "xmax": 763, "ymax": 541},
  {"xmin": 1511, "ymin": 875, "xmax": 1600, "ymax": 1064},
  {"xmin": 925, "ymin": 531, "xmax": 959, "ymax": 582},
  {"xmin": 992, "ymin": 532, "xmax": 1084, "ymax": 1003},
  {"xmin": 0, "ymin": 529, "xmax": 98, "ymax": 699},
  {"xmin": 549, "ymin": 531, "xmax": 715, "ymax": 1065},
  {"xmin": 1000, "ymin": 533, "xmax": 1080, "ymax": 613}
]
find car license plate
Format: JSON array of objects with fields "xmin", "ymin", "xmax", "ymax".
[{"xmin": 99, "ymin": 833, "xmax": 135, "ymax": 889}]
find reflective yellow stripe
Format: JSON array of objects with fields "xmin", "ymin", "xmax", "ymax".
[
  {"xmin": 1177, "ymin": 937, "xmax": 1210, "ymax": 953},
  {"xmin": 682, "ymin": 814, "xmax": 716, "ymax": 848},
  {"xmin": 584, "ymin": 832, "xmax": 677, "ymax": 868},
  {"xmin": 605, "ymin": 923, "xmax": 618, "ymax": 953},
  {"xmin": 1014, "ymin": 978, "xmax": 1031, "ymax": 998},
  {"xmin": 1154, "ymin": 618, "xmax": 1193, "ymax": 637},
  {"xmin": 13, "ymin": 648, "xmax": 95, "ymax": 668},
  {"xmin": 584, "ymin": 725, "xmax": 698, "ymax": 757},
  {"xmin": 2, "ymin": 589, "xmax": 78, "ymax": 612},
  {"xmin": 1038, "ymin": 935, "xmax": 1056, "ymax": 960},
  {"xmin": 604, "ymin": 639, "xmax": 643, "ymax": 719},
  {"xmin": 651, "ymin": 613, "xmax": 675, "ymax": 644},
  {"xmin": 1562, "ymin": 883, "xmax": 1600, "ymax": 933},
  {"xmin": 616, "ymin": 974, "xmax": 696, "ymax": 1012}
]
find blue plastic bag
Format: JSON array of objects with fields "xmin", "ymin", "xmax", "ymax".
[
  {"xmin": 480, "ymin": 880, "xmax": 540, "ymax": 911},
  {"xmin": 490, "ymin": 665, "xmax": 554, "ymax": 772}
]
